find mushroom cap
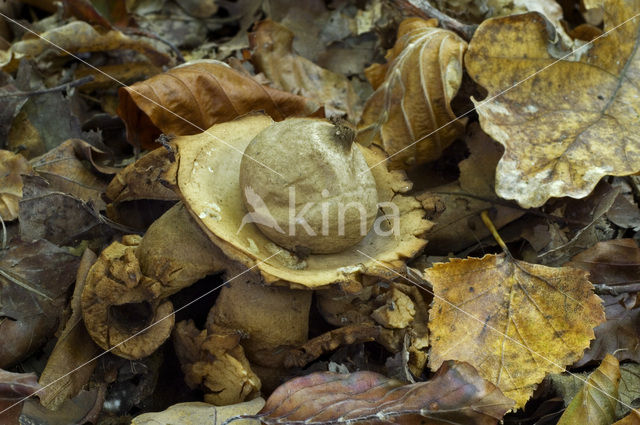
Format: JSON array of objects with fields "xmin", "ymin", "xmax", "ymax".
[
  {"xmin": 174, "ymin": 114, "xmax": 431, "ymax": 289},
  {"xmin": 239, "ymin": 118, "xmax": 378, "ymax": 254}
]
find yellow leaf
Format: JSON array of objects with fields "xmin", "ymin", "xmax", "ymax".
[
  {"xmin": 465, "ymin": 0, "xmax": 640, "ymax": 207},
  {"xmin": 425, "ymin": 253, "xmax": 605, "ymax": 407},
  {"xmin": 357, "ymin": 17, "xmax": 467, "ymax": 169},
  {"xmin": 557, "ymin": 354, "xmax": 620, "ymax": 425}
]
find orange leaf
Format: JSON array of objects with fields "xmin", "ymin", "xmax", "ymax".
[
  {"xmin": 117, "ymin": 61, "xmax": 320, "ymax": 149},
  {"xmin": 425, "ymin": 253, "xmax": 605, "ymax": 407}
]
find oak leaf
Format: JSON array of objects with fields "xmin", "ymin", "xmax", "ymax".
[
  {"xmin": 465, "ymin": 0, "xmax": 640, "ymax": 207},
  {"xmin": 242, "ymin": 361, "xmax": 513, "ymax": 424},
  {"xmin": 357, "ymin": 17, "xmax": 467, "ymax": 169},
  {"xmin": 117, "ymin": 61, "xmax": 319, "ymax": 149},
  {"xmin": 425, "ymin": 253, "xmax": 605, "ymax": 407},
  {"xmin": 557, "ymin": 354, "xmax": 620, "ymax": 425}
]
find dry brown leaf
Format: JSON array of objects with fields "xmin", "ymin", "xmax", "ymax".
[
  {"xmin": 615, "ymin": 412, "xmax": 640, "ymax": 425},
  {"xmin": 39, "ymin": 249, "xmax": 100, "ymax": 410},
  {"xmin": 566, "ymin": 239, "xmax": 640, "ymax": 365},
  {"xmin": 250, "ymin": 361, "xmax": 513, "ymax": 424},
  {"xmin": 117, "ymin": 60, "xmax": 320, "ymax": 150},
  {"xmin": 0, "ymin": 20, "xmax": 171, "ymax": 72},
  {"xmin": 30, "ymin": 139, "xmax": 118, "ymax": 210},
  {"xmin": 249, "ymin": 19, "xmax": 360, "ymax": 120},
  {"xmin": 557, "ymin": 354, "xmax": 620, "ymax": 425},
  {"xmin": 0, "ymin": 238, "xmax": 80, "ymax": 368},
  {"xmin": 357, "ymin": 17, "xmax": 467, "ymax": 169},
  {"xmin": 425, "ymin": 253, "xmax": 605, "ymax": 407},
  {"xmin": 465, "ymin": 1, "xmax": 640, "ymax": 208},
  {"xmin": 0, "ymin": 369, "xmax": 41, "ymax": 425},
  {"xmin": 132, "ymin": 398, "xmax": 264, "ymax": 425},
  {"xmin": 0, "ymin": 150, "xmax": 32, "ymax": 221}
]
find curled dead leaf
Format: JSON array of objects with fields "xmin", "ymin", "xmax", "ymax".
[
  {"xmin": 242, "ymin": 361, "xmax": 513, "ymax": 424},
  {"xmin": 357, "ymin": 17, "xmax": 467, "ymax": 169},
  {"xmin": 557, "ymin": 354, "xmax": 620, "ymax": 425},
  {"xmin": 465, "ymin": 1, "xmax": 640, "ymax": 207},
  {"xmin": 249, "ymin": 20, "xmax": 360, "ymax": 119},
  {"xmin": 0, "ymin": 21, "xmax": 172, "ymax": 73},
  {"xmin": 117, "ymin": 61, "xmax": 320, "ymax": 149},
  {"xmin": 425, "ymin": 253, "xmax": 605, "ymax": 407},
  {"xmin": 0, "ymin": 150, "xmax": 32, "ymax": 221}
]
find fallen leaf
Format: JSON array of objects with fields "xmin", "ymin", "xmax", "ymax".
[
  {"xmin": 19, "ymin": 175, "xmax": 123, "ymax": 247},
  {"xmin": 465, "ymin": 1, "xmax": 640, "ymax": 207},
  {"xmin": 357, "ymin": 17, "xmax": 467, "ymax": 169},
  {"xmin": 614, "ymin": 412, "xmax": 640, "ymax": 425},
  {"xmin": 425, "ymin": 253, "xmax": 605, "ymax": 407},
  {"xmin": 0, "ymin": 150, "xmax": 32, "ymax": 221},
  {"xmin": 619, "ymin": 363, "xmax": 640, "ymax": 418},
  {"xmin": 252, "ymin": 361, "xmax": 513, "ymax": 424},
  {"xmin": 0, "ymin": 238, "xmax": 80, "ymax": 367},
  {"xmin": 0, "ymin": 368, "xmax": 41, "ymax": 425},
  {"xmin": 38, "ymin": 248, "xmax": 100, "ymax": 409},
  {"xmin": 0, "ymin": 20, "xmax": 171, "ymax": 72},
  {"xmin": 30, "ymin": 138, "xmax": 119, "ymax": 210},
  {"xmin": 21, "ymin": 387, "xmax": 105, "ymax": 425},
  {"xmin": 557, "ymin": 354, "xmax": 620, "ymax": 425},
  {"xmin": 566, "ymin": 239, "xmax": 640, "ymax": 365},
  {"xmin": 117, "ymin": 60, "xmax": 320, "ymax": 149},
  {"xmin": 249, "ymin": 19, "xmax": 360, "ymax": 119},
  {"xmin": 132, "ymin": 398, "xmax": 264, "ymax": 425},
  {"xmin": 418, "ymin": 124, "xmax": 523, "ymax": 254}
]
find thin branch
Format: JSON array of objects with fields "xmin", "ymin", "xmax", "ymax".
[
  {"xmin": 0, "ymin": 75, "xmax": 94, "ymax": 99},
  {"xmin": 393, "ymin": 0, "xmax": 478, "ymax": 41}
]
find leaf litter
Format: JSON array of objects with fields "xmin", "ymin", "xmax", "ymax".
[{"xmin": 0, "ymin": 0, "xmax": 639, "ymax": 424}]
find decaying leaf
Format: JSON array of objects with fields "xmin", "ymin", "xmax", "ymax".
[
  {"xmin": 425, "ymin": 253, "xmax": 605, "ymax": 407},
  {"xmin": 557, "ymin": 354, "xmax": 620, "ymax": 425},
  {"xmin": 357, "ymin": 17, "xmax": 467, "ymax": 169},
  {"xmin": 0, "ymin": 150, "xmax": 32, "ymax": 221},
  {"xmin": 566, "ymin": 239, "xmax": 640, "ymax": 365},
  {"xmin": 39, "ymin": 249, "xmax": 100, "ymax": 410},
  {"xmin": 0, "ymin": 238, "xmax": 80, "ymax": 368},
  {"xmin": 19, "ymin": 175, "xmax": 121, "ymax": 247},
  {"xmin": 244, "ymin": 361, "xmax": 513, "ymax": 424},
  {"xmin": 418, "ymin": 123, "xmax": 523, "ymax": 254},
  {"xmin": 30, "ymin": 138, "xmax": 119, "ymax": 210},
  {"xmin": 0, "ymin": 368, "xmax": 41, "ymax": 425},
  {"xmin": 117, "ymin": 60, "xmax": 320, "ymax": 149},
  {"xmin": 249, "ymin": 20, "xmax": 360, "ymax": 119},
  {"xmin": 0, "ymin": 20, "xmax": 172, "ymax": 72},
  {"xmin": 465, "ymin": 1, "xmax": 640, "ymax": 207},
  {"xmin": 132, "ymin": 398, "xmax": 264, "ymax": 425}
]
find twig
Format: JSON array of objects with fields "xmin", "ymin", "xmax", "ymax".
[
  {"xmin": 393, "ymin": 0, "xmax": 478, "ymax": 41},
  {"xmin": 0, "ymin": 75, "xmax": 94, "ymax": 99},
  {"xmin": 593, "ymin": 283, "xmax": 640, "ymax": 296},
  {"xmin": 481, "ymin": 210, "xmax": 512, "ymax": 257}
]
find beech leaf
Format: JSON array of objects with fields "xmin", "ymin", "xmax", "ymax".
[
  {"xmin": 357, "ymin": 17, "xmax": 467, "ymax": 169},
  {"xmin": 425, "ymin": 253, "xmax": 605, "ymax": 407},
  {"xmin": 557, "ymin": 354, "xmax": 620, "ymax": 425},
  {"xmin": 231, "ymin": 361, "xmax": 513, "ymax": 425},
  {"xmin": 465, "ymin": 0, "xmax": 640, "ymax": 207},
  {"xmin": 117, "ymin": 60, "xmax": 320, "ymax": 149}
]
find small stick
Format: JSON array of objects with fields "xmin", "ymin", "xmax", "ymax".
[
  {"xmin": 394, "ymin": 0, "xmax": 478, "ymax": 41},
  {"xmin": 0, "ymin": 75, "xmax": 94, "ymax": 99}
]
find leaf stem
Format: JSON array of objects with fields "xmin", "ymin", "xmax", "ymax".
[{"xmin": 480, "ymin": 210, "xmax": 512, "ymax": 258}]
